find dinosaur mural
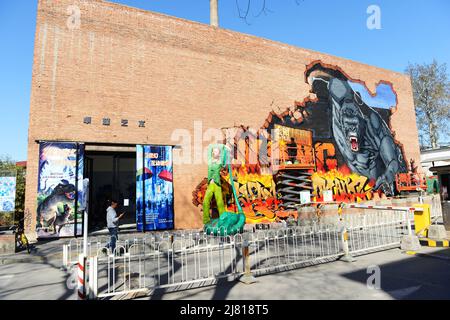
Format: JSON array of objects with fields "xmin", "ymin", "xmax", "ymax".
[{"xmin": 36, "ymin": 142, "xmax": 84, "ymax": 238}]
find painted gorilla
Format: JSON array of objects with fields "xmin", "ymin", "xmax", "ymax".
[{"xmin": 307, "ymin": 65, "xmax": 407, "ymax": 196}]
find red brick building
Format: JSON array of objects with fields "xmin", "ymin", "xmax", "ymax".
[{"xmin": 25, "ymin": 0, "xmax": 421, "ymax": 240}]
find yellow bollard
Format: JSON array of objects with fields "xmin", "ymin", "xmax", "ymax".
[{"xmin": 413, "ymin": 204, "xmax": 431, "ymax": 237}]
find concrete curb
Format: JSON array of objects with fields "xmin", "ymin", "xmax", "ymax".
[{"xmin": 419, "ymin": 238, "xmax": 450, "ymax": 247}]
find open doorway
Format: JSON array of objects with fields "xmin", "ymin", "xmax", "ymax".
[
  {"xmin": 441, "ymin": 173, "xmax": 449, "ymax": 201},
  {"xmin": 84, "ymin": 151, "xmax": 136, "ymax": 232}
]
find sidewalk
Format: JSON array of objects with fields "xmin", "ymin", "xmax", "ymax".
[
  {"xmin": 0, "ymin": 238, "xmax": 67, "ymax": 265},
  {"xmin": 0, "ymin": 255, "xmax": 78, "ymax": 300},
  {"xmin": 0, "ymin": 227, "xmax": 198, "ymax": 266},
  {"xmin": 0, "ymin": 229, "xmax": 133, "ymax": 266}
]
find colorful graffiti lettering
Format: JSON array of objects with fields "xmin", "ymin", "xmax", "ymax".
[
  {"xmin": 224, "ymin": 165, "xmax": 278, "ymax": 223},
  {"xmin": 192, "ymin": 164, "xmax": 280, "ymax": 224},
  {"xmin": 314, "ymin": 142, "xmax": 338, "ymax": 172},
  {"xmin": 228, "ymin": 164, "xmax": 276, "ymax": 202},
  {"xmin": 312, "ymin": 167, "xmax": 375, "ymax": 202}
]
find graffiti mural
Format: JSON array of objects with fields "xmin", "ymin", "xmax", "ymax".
[
  {"xmin": 193, "ymin": 61, "xmax": 408, "ymax": 223},
  {"xmin": 305, "ymin": 62, "xmax": 407, "ymax": 196},
  {"xmin": 193, "ymin": 164, "xmax": 280, "ymax": 224}
]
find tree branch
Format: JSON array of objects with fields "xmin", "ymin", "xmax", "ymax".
[{"xmin": 235, "ymin": 0, "xmax": 302, "ymax": 24}]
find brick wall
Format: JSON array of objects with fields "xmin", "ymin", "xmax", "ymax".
[
  {"xmin": 25, "ymin": 0, "xmax": 421, "ymax": 238},
  {"xmin": 0, "ymin": 234, "xmax": 16, "ymax": 255}
]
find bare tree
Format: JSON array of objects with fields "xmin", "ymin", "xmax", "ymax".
[
  {"xmin": 235, "ymin": 0, "xmax": 303, "ymax": 24},
  {"xmin": 406, "ymin": 60, "xmax": 450, "ymax": 149}
]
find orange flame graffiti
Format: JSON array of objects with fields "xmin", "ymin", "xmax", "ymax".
[{"xmin": 311, "ymin": 167, "xmax": 375, "ymax": 202}]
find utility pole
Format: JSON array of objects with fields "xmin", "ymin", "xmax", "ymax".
[
  {"xmin": 82, "ymin": 178, "xmax": 89, "ymax": 257},
  {"xmin": 78, "ymin": 178, "xmax": 89, "ymax": 300},
  {"xmin": 210, "ymin": 0, "xmax": 219, "ymax": 27}
]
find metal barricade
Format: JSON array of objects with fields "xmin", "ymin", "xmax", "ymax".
[
  {"xmin": 92, "ymin": 235, "xmax": 239, "ymax": 299},
  {"xmin": 344, "ymin": 204, "xmax": 416, "ymax": 256},
  {"xmin": 77, "ymin": 204, "xmax": 426, "ymax": 300},
  {"xmin": 428, "ymin": 194, "xmax": 443, "ymax": 222}
]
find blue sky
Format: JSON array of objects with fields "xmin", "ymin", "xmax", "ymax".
[
  {"xmin": 348, "ymin": 81, "xmax": 397, "ymax": 110},
  {"xmin": 0, "ymin": 0, "xmax": 449, "ymax": 161}
]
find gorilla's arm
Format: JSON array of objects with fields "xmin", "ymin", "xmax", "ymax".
[
  {"xmin": 367, "ymin": 112, "xmax": 400, "ymax": 194},
  {"xmin": 330, "ymin": 100, "xmax": 356, "ymax": 163},
  {"xmin": 375, "ymin": 135, "xmax": 400, "ymax": 191}
]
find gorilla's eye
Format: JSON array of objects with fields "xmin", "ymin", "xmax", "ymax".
[{"xmin": 343, "ymin": 108, "xmax": 355, "ymax": 116}]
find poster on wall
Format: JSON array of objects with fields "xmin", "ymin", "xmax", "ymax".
[
  {"xmin": 136, "ymin": 145, "xmax": 174, "ymax": 231},
  {"xmin": 36, "ymin": 142, "xmax": 84, "ymax": 238},
  {"xmin": 0, "ymin": 175, "xmax": 16, "ymax": 229}
]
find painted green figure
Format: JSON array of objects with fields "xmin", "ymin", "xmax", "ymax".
[
  {"xmin": 202, "ymin": 180, "xmax": 225, "ymax": 224},
  {"xmin": 203, "ymin": 144, "xmax": 246, "ymax": 236},
  {"xmin": 202, "ymin": 145, "xmax": 227, "ymax": 224}
]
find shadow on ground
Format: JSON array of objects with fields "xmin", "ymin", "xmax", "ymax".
[{"xmin": 341, "ymin": 248, "xmax": 450, "ymax": 300}]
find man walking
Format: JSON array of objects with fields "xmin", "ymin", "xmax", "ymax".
[{"xmin": 106, "ymin": 199, "xmax": 125, "ymax": 253}]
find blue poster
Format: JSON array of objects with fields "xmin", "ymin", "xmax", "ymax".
[
  {"xmin": 136, "ymin": 145, "xmax": 174, "ymax": 231},
  {"xmin": 0, "ymin": 177, "xmax": 16, "ymax": 213},
  {"xmin": 36, "ymin": 142, "xmax": 84, "ymax": 238},
  {"xmin": 0, "ymin": 176, "xmax": 16, "ymax": 228}
]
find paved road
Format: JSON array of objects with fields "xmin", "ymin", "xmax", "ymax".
[
  {"xmin": 1, "ymin": 245, "xmax": 449, "ymax": 300},
  {"xmin": 0, "ymin": 261, "xmax": 77, "ymax": 300}
]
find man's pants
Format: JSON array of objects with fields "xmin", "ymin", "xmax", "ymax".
[
  {"xmin": 202, "ymin": 182, "xmax": 225, "ymax": 224},
  {"xmin": 107, "ymin": 227, "xmax": 118, "ymax": 253}
]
